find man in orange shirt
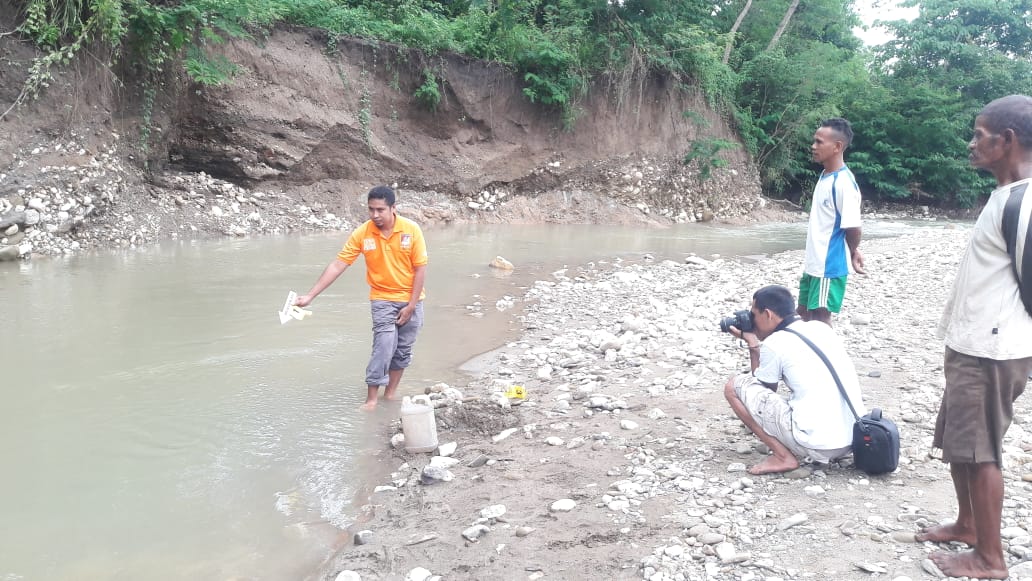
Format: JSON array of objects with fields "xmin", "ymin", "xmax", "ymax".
[{"xmin": 296, "ymin": 186, "xmax": 428, "ymax": 410}]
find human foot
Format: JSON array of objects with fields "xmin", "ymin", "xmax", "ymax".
[
  {"xmin": 929, "ymin": 549, "xmax": 1008, "ymax": 579},
  {"xmin": 359, "ymin": 401, "xmax": 377, "ymax": 411},
  {"xmin": 748, "ymin": 455, "xmax": 799, "ymax": 475},
  {"xmin": 915, "ymin": 523, "xmax": 976, "ymax": 546}
]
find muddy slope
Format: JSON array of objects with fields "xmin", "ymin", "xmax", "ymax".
[{"xmin": 0, "ymin": 19, "xmax": 766, "ymax": 258}]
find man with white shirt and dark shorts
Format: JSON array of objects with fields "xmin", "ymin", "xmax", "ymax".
[
  {"xmin": 799, "ymin": 118, "xmax": 866, "ymax": 325},
  {"xmin": 723, "ymin": 285, "xmax": 866, "ymax": 475},
  {"xmin": 916, "ymin": 95, "xmax": 1032, "ymax": 580}
]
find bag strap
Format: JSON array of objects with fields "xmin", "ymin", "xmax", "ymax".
[
  {"xmin": 781, "ymin": 327, "xmax": 863, "ymax": 427},
  {"xmin": 1002, "ymin": 181, "xmax": 1032, "ymax": 318}
]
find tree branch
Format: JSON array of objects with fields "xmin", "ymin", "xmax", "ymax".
[
  {"xmin": 766, "ymin": 0, "xmax": 800, "ymax": 52},
  {"xmin": 723, "ymin": 0, "xmax": 753, "ymax": 65}
]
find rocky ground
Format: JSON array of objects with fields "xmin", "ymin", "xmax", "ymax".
[
  {"xmin": 0, "ymin": 128, "xmax": 762, "ymax": 260},
  {"xmin": 0, "ymin": 127, "xmax": 949, "ymax": 262},
  {"xmin": 315, "ymin": 225, "xmax": 1032, "ymax": 581}
]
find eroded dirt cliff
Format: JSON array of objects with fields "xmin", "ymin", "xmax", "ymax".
[{"xmin": 0, "ymin": 18, "xmax": 768, "ymax": 258}]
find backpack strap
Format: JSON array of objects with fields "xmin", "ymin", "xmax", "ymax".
[
  {"xmin": 1002, "ymin": 182, "xmax": 1032, "ymax": 318},
  {"xmin": 781, "ymin": 327, "xmax": 863, "ymax": 427}
]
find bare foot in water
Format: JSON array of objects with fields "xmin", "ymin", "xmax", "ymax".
[
  {"xmin": 929, "ymin": 550, "xmax": 1008, "ymax": 579},
  {"xmin": 915, "ymin": 523, "xmax": 977, "ymax": 546},
  {"xmin": 748, "ymin": 455, "xmax": 799, "ymax": 475},
  {"xmin": 359, "ymin": 401, "xmax": 377, "ymax": 411}
]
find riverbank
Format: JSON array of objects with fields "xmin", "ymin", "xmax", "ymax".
[
  {"xmin": 0, "ymin": 95, "xmax": 968, "ymax": 264},
  {"xmin": 315, "ymin": 225, "xmax": 1032, "ymax": 581}
]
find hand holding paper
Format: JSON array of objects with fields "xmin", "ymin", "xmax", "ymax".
[{"xmin": 279, "ymin": 291, "xmax": 313, "ymax": 324}]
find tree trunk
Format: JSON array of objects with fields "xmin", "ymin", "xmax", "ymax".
[
  {"xmin": 766, "ymin": 0, "xmax": 800, "ymax": 51},
  {"xmin": 722, "ymin": 0, "xmax": 753, "ymax": 64}
]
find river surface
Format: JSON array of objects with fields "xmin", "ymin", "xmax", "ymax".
[{"xmin": 0, "ymin": 219, "xmax": 935, "ymax": 580}]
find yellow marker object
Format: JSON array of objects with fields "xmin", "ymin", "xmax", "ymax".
[{"xmin": 505, "ymin": 385, "xmax": 526, "ymax": 399}]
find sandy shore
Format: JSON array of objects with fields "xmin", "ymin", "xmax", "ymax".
[{"xmin": 314, "ymin": 224, "xmax": 1032, "ymax": 581}]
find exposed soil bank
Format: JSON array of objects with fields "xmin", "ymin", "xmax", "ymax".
[{"xmin": 0, "ymin": 21, "xmax": 774, "ymax": 261}]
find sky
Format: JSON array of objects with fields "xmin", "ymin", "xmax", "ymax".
[{"xmin": 852, "ymin": 0, "xmax": 921, "ymax": 46}]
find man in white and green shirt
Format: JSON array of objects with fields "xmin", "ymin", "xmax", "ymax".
[{"xmin": 799, "ymin": 118, "xmax": 866, "ymax": 326}]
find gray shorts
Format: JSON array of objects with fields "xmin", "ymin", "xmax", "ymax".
[
  {"xmin": 933, "ymin": 347, "xmax": 1032, "ymax": 464},
  {"xmin": 733, "ymin": 374, "xmax": 851, "ymax": 464},
  {"xmin": 365, "ymin": 300, "xmax": 423, "ymax": 387}
]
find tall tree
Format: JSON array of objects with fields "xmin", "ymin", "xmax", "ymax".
[
  {"xmin": 766, "ymin": 0, "xmax": 799, "ymax": 50},
  {"xmin": 723, "ymin": 0, "xmax": 753, "ymax": 64},
  {"xmin": 856, "ymin": 0, "xmax": 1032, "ymax": 205}
]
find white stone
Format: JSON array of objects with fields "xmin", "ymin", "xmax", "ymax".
[
  {"xmin": 429, "ymin": 456, "xmax": 459, "ymax": 469},
  {"xmin": 550, "ymin": 499, "xmax": 576, "ymax": 512},
  {"xmin": 804, "ymin": 485, "xmax": 826, "ymax": 497},
  {"xmin": 438, "ymin": 442, "xmax": 457, "ymax": 457},
  {"xmin": 389, "ymin": 433, "xmax": 406, "ymax": 449},
  {"xmin": 851, "ymin": 313, "xmax": 872, "ymax": 325},
  {"xmin": 1003, "ymin": 526, "xmax": 1029, "ymax": 539},
  {"xmin": 462, "ymin": 524, "xmax": 490, "ymax": 541},
  {"xmin": 492, "ymin": 428, "xmax": 518, "ymax": 443},
  {"xmin": 480, "ymin": 504, "xmax": 506, "ymax": 519},
  {"xmin": 607, "ymin": 499, "xmax": 630, "ymax": 511},
  {"xmin": 335, "ymin": 571, "xmax": 362, "ymax": 581},
  {"xmin": 777, "ymin": 513, "xmax": 808, "ymax": 530},
  {"xmin": 405, "ymin": 567, "xmax": 433, "ymax": 581},
  {"xmin": 620, "ymin": 420, "xmax": 638, "ymax": 430},
  {"xmin": 489, "ymin": 256, "xmax": 514, "ymax": 270},
  {"xmin": 715, "ymin": 542, "xmax": 737, "ymax": 563},
  {"xmin": 663, "ymin": 545, "xmax": 684, "ymax": 558}
]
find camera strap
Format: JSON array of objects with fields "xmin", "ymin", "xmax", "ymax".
[
  {"xmin": 772, "ymin": 315, "xmax": 799, "ymax": 333},
  {"xmin": 781, "ymin": 327, "xmax": 864, "ymax": 429}
]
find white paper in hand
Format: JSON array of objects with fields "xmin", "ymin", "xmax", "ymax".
[{"xmin": 278, "ymin": 291, "xmax": 312, "ymax": 324}]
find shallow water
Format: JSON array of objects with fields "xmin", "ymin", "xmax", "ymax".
[{"xmin": 0, "ymin": 219, "xmax": 940, "ymax": 580}]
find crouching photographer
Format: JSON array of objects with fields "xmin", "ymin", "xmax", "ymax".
[{"xmin": 722, "ymin": 285, "xmax": 866, "ymax": 475}]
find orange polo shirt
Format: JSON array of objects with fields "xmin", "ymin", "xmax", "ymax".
[{"xmin": 337, "ymin": 215, "xmax": 428, "ymax": 302}]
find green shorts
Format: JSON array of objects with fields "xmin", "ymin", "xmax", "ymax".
[{"xmin": 798, "ymin": 273, "xmax": 847, "ymax": 313}]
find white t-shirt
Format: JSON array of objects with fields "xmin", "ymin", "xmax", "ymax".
[
  {"xmin": 804, "ymin": 166, "xmax": 862, "ymax": 278},
  {"xmin": 755, "ymin": 320, "xmax": 866, "ymax": 449},
  {"xmin": 938, "ymin": 178, "xmax": 1032, "ymax": 359}
]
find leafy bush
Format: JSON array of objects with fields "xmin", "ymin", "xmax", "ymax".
[
  {"xmin": 184, "ymin": 48, "xmax": 238, "ymax": 86},
  {"xmin": 413, "ymin": 68, "xmax": 441, "ymax": 111},
  {"xmin": 683, "ymin": 138, "xmax": 739, "ymax": 181}
]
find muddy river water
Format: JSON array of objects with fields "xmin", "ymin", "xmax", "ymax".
[{"xmin": 0, "ymin": 220, "xmax": 928, "ymax": 580}]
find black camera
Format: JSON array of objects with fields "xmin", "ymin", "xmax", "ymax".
[{"xmin": 719, "ymin": 309, "xmax": 754, "ymax": 333}]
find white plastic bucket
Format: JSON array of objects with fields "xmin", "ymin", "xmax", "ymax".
[{"xmin": 400, "ymin": 395, "xmax": 439, "ymax": 453}]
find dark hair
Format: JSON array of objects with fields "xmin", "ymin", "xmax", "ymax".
[
  {"xmin": 753, "ymin": 285, "xmax": 796, "ymax": 318},
  {"xmin": 820, "ymin": 117, "xmax": 854, "ymax": 149},
  {"xmin": 980, "ymin": 95, "xmax": 1032, "ymax": 150},
  {"xmin": 368, "ymin": 185, "xmax": 396, "ymax": 206}
]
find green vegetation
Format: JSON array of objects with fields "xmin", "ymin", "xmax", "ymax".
[
  {"xmin": 683, "ymin": 137, "xmax": 739, "ymax": 182},
  {"xmin": 413, "ymin": 68, "xmax": 441, "ymax": 111},
  {"xmin": 358, "ymin": 70, "xmax": 373, "ymax": 150},
  {"xmin": 7, "ymin": 0, "xmax": 1032, "ymax": 206}
]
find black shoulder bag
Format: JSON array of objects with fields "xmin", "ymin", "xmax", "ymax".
[{"xmin": 782, "ymin": 327, "xmax": 900, "ymax": 475}]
